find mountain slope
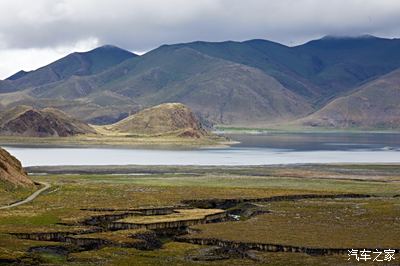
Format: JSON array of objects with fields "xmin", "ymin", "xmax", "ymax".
[
  {"xmin": 6, "ymin": 70, "xmax": 30, "ymax": 81},
  {"xmin": 294, "ymin": 35, "xmax": 400, "ymax": 97},
  {"xmin": 109, "ymin": 103, "xmax": 207, "ymax": 137},
  {"xmin": 2, "ymin": 36, "xmax": 400, "ymax": 128},
  {"xmin": 174, "ymin": 36, "xmax": 400, "ymax": 101},
  {"xmin": 0, "ymin": 106, "xmax": 96, "ymax": 137},
  {"xmin": 0, "ymin": 45, "xmax": 136, "ymax": 93},
  {"xmin": 299, "ymin": 68, "xmax": 400, "ymax": 129},
  {"xmin": 28, "ymin": 46, "xmax": 312, "ymax": 125},
  {"xmin": 164, "ymin": 40, "xmax": 320, "ymax": 99},
  {"xmin": 0, "ymin": 147, "xmax": 33, "ymax": 188}
]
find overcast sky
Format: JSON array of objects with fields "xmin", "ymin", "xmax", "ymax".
[{"xmin": 1, "ymin": 0, "xmax": 400, "ymax": 79}]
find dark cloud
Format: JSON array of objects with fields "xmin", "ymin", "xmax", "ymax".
[{"xmin": 1, "ymin": 0, "xmax": 400, "ymax": 51}]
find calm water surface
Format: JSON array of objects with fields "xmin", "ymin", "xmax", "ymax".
[{"xmin": 3, "ymin": 133, "xmax": 400, "ymax": 166}]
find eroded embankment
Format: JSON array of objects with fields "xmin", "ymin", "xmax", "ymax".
[
  {"xmin": 12, "ymin": 230, "xmax": 161, "ymax": 251},
  {"xmin": 176, "ymin": 237, "xmax": 400, "ymax": 256},
  {"xmin": 9, "ymin": 192, "xmax": 379, "ymax": 260},
  {"xmin": 108, "ymin": 211, "xmax": 228, "ymax": 231},
  {"xmin": 182, "ymin": 193, "xmax": 372, "ymax": 209}
]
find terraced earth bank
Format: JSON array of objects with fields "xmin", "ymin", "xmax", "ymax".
[
  {"xmin": 0, "ymin": 164, "xmax": 399, "ymax": 265},
  {"xmin": 9, "ymin": 194, "xmax": 392, "ymax": 261}
]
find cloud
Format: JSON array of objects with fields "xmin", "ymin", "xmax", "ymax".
[
  {"xmin": 0, "ymin": 38, "xmax": 99, "ymax": 79},
  {"xmin": 1, "ymin": 0, "xmax": 400, "ymax": 78}
]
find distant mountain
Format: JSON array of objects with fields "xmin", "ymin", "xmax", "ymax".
[
  {"xmin": 1, "ymin": 36, "xmax": 400, "ymax": 128},
  {"xmin": 109, "ymin": 103, "xmax": 208, "ymax": 138},
  {"xmin": 6, "ymin": 70, "xmax": 30, "ymax": 80},
  {"xmin": 0, "ymin": 45, "xmax": 136, "ymax": 93},
  {"xmin": 166, "ymin": 36, "xmax": 400, "ymax": 102},
  {"xmin": 0, "ymin": 147, "xmax": 33, "ymax": 188},
  {"xmin": 169, "ymin": 40, "xmax": 322, "ymax": 99},
  {"xmin": 0, "ymin": 105, "xmax": 95, "ymax": 137},
  {"xmin": 294, "ymin": 35, "xmax": 400, "ymax": 99},
  {"xmin": 25, "ymin": 46, "xmax": 312, "ymax": 125},
  {"xmin": 300, "ymin": 68, "xmax": 400, "ymax": 129}
]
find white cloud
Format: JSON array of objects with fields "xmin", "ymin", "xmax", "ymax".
[{"xmin": 0, "ymin": 38, "xmax": 99, "ymax": 79}]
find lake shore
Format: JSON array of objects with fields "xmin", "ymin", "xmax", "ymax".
[
  {"xmin": 0, "ymin": 134, "xmax": 234, "ymax": 149},
  {"xmin": 25, "ymin": 163, "xmax": 400, "ymax": 182},
  {"xmin": 215, "ymin": 126, "xmax": 400, "ymax": 135}
]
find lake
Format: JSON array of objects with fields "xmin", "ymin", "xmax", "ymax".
[{"xmin": 3, "ymin": 132, "xmax": 400, "ymax": 166}]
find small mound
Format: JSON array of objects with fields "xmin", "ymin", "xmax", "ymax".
[
  {"xmin": 0, "ymin": 147, "xmax": 33, "ymax": 188},
  {"xmin": 110, "ymin": 103, "xmax": 208, "ymax": 138},
  {"xmin": 0, "ymin": 105, "xmax": 96, "ymax": 137}
]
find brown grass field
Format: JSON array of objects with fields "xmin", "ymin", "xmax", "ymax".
[{"xmin": 0, "ymin": 164, "xmax": 399, "ymax": 265}]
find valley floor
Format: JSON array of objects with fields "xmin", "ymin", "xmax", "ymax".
[{"xmin": 0, "ymin": 164, "xmax": 399, "ymax": 265}]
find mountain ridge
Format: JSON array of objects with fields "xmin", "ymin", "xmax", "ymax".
[
  {"xmin": 0, "ymin": 45, "xmax": 136, "ymax": 93},
  {"xmin": 299, "ymin": 67, "xmax": 400, "ymax": 129},
  {"xmin": 1, "ymin": 35, "xmax": 400, "ymax": 128}
]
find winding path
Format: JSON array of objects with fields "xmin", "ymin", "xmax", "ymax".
[{"xmin": 0, "ymin": 182, "xmax": 51, "ymax": 210}]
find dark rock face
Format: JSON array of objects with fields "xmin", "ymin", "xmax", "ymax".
[
  {"xmin": 131, "ymin": 231, "xmax": 162, "ymax": 250},
  {"xmin": 0, "ymin": 147, "xmax": 33, "ymax": 188}
]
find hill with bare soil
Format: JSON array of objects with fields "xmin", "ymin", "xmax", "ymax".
[
  {"xmin": 107, "ymin": 103, "xmax": 208, "ymax": 138},
  {"xmin": 0, "ymin": 106, "xmax": 96, "ymax": 137},
  {"xmin": 0, "ymin": 147, "xmax": 33, "ymax": 188}
]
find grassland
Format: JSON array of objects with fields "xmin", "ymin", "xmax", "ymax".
[
  {"xmin": 119, "ymin": 209, "xmax": 224, "ymax": 224},
  {"xmin": 187, "ymin": 197, "xmax": 400, "ymax": 248},
  {"xmin": 0, "ymin": 164, "xmax": 399, "ymax": 265},
  {"xmin": 0, "ymin": 183, "xmax": 36, "ymax": 206}
]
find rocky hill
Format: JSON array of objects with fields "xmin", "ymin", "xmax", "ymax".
[
  {"xmin": 108, "ymin": 103, "xmax": 208, "ymax": 138},
  {"xmin": 299, "ymin": 68, "xmax": 400, "ymax": 129},
  {"xmin": 0, "ymin": 147, "xmax": 33, "ymax": 188},
  {"xmin": 0, "ymin": 106, "xmax": 96, "ymax": 137}
]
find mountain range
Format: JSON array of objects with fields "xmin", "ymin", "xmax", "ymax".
[{"xmin": 1, "ymin": 35, "xmax": 400, "ymax": 129}]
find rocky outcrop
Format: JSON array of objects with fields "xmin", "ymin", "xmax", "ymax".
[
  {"xmin": 0, "ymin": 105, "xmax": 95, "ymax": 137},
  {"xmin": 0, "ymin": 147, "xmax": 33, "ymax": 188}
]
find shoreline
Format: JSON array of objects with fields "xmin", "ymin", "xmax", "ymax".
[
  {"xmin": 25, "ymin": 163, "xmax": 400, "ymax": 175},
  {"xmin": 0, "ymin": 135, "xmax": 235, "ymax": 150},
  {"xmin": 215, "ymin": 127, "xmax": 400, "ymax": 135}
]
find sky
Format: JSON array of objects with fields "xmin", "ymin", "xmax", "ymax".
[{"xmin": 1, "ymin": 0, "xmax": 400, "ymax": 79}]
